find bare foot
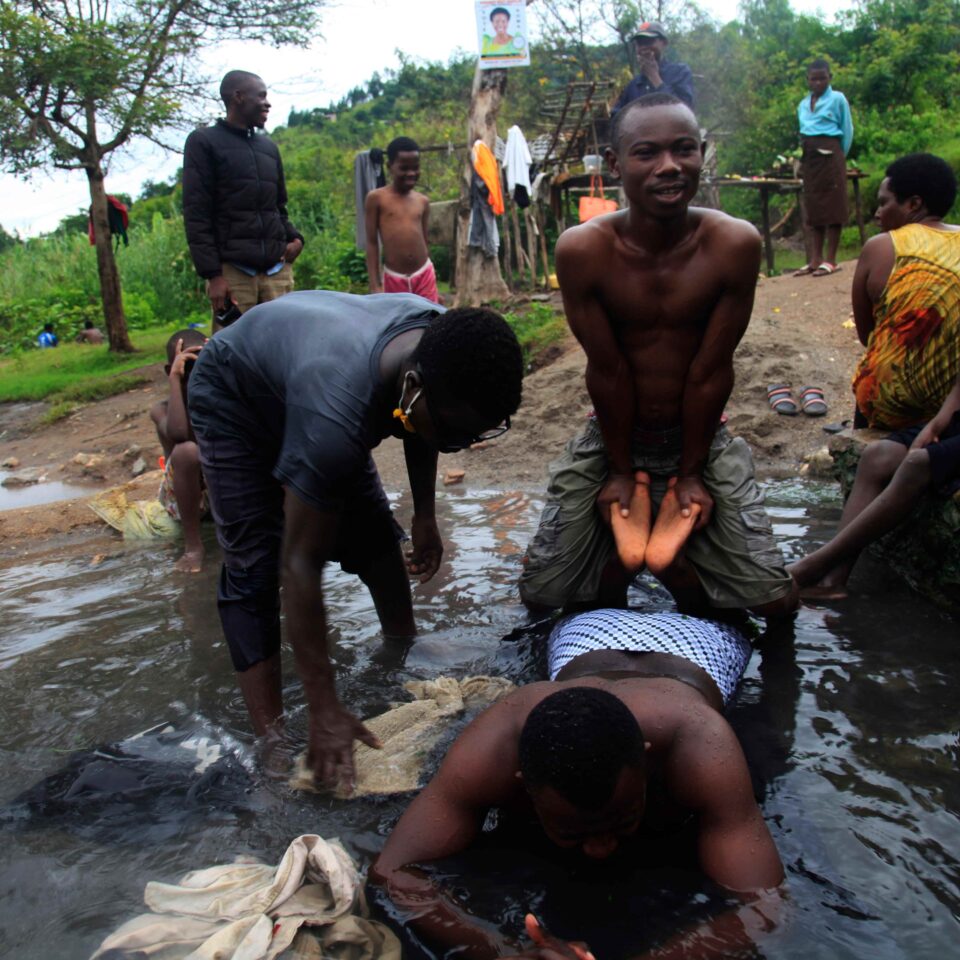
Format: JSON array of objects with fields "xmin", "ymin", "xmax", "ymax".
[
  {"xmin": 645, "ymin": 477, "xmax": 701, "ymax": 576},
  {"xmin": 174, "ymin": 548, "xmax": 204, "ymax": 573},
  {"xmin": 610, "ymin": 470, "xmax": 652, "ymax": 573}
]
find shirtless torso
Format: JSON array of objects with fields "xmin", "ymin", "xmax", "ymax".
[
  {"xmin": 364, "ymin": 156, "xmax": 431, "ymax": 291},
  {"xmin": 372, "ymin": 648, "xmax": 782, "ymax": 959},
  {"xmin": 556, "ymin": 100, "xmax": 761, "ymax": 521}
]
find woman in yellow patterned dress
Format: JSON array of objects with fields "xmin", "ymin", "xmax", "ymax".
[
  {"xmin": 789, "ymin": 154, "xmax": 960, "ymax": 598},
  {"xmin": 852, "ymin": 154, "xmax": 960, "ymax": 429}
]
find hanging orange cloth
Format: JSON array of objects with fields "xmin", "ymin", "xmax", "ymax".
[{"xmin": 471, "ymin": 140, "xmax": 505, "ymax": 215}]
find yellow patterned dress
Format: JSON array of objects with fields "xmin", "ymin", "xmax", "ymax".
[{"xmin": 853, "ymin": 224, "xmax": 960, "ymax": 429}]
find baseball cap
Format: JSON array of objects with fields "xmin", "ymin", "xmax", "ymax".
[{"xmin": 631, "ymin": 21, "xmax": 668, "ymax": 41}]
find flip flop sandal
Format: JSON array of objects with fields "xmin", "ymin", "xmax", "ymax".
[
  {"xmin": 822, "ymin": 419, "xmax": 852, "ymax": 434},
  {"xmin": 799, "ymin": 386, "xmax": 828, "ymax": 416},
  {"xmin": 792, "ymin": 264, "xmax": 816, "ymax": 276},
  {"xmin": 767, "ymin": 384, "xmax": 799, "ymax": 416},
  {"xmin": 812, "ymin": 262, "xmax": 841, "ymax": 277}
]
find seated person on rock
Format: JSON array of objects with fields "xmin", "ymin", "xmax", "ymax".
[
  {"xmin": 371, "ymin": 607, "xmax": 784, "ymax": 960},
  {"xmin": 519, "ymin": 94, "xmax": 798, "ymax": 619},
  {"xmin": 851, "ymin": 153, "xmax": 960, "ymax": 431},
  {"xmin": 150, "ymin": 328, "xmax": 208, "ymax": 573},
  {"xmin": 790, "ymin": 368, "xmax": 960, "ymax": 599}
]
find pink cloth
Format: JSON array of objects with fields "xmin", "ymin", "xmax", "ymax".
[{"xmin": 383, "ymin": 259, "xmax": 439, "ymax": 303}]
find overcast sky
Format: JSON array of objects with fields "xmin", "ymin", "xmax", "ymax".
[{"xmin": 2, "ymin": 0, "xmax": 844, "ymax": 236}]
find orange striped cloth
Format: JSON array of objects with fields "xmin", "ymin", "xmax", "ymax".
[{"xmin": 853, "ymin": 224, "xmax": 960, "ymax": 429}]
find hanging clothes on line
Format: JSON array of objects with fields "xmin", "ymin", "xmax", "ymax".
[
  {"xmin": 468, "ymin": 171, "xmax": 500, "ymax": 258},
  {"xmin": 471, "ymin": 140, "xmax": 504, "ymax": 215},
  {"xmin": 503, "ymin": 126, "xmax": 533, "ymax": 209},
  {"xmin": 353, "ymin": 148, "xmax": 385, "ymax": 250}
]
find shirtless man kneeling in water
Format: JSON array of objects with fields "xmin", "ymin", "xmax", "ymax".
[
  {"xmin": 371, "ymin": 608, "xmax": 784, "ymax": 959},
  {"xmin": 520, "ymin": 94, "xmax": 798, "ymax": 618}
]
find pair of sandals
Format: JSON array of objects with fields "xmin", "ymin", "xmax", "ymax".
[
  {"xmin": 767, "ymin": 384, "xmax": 828, "ymax": 417},
  {"xmin": 793, "ymin": 262, "xmax": 841, "ymax": 277}
]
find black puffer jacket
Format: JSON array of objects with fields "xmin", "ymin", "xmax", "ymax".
[{"xmin": 182, "ymin": 120, "xmax": 304, "ymax": 278}]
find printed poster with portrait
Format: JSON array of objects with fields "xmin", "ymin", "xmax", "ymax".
[{"xmin": 476, "ymin": 1, "xmax": 530, "ymax": 69}]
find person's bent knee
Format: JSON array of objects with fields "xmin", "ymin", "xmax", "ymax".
[
  {"xmin": 749, "ymin": 580, "xmax": 800, "ymax": 619},
  {"xmin": 896, "ymin": 448, "xmax": 932, "ymax": 488},
  {"xmin": 859, "ymin": 439, "xmax": 907, "ymax": 479},
  {"xmin": 170, "ymin": 440, "xmax": 201, "ymax": 469}
]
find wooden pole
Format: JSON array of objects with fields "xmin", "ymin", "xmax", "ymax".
[{"xmin": 453, "ymin": 66, "xmax": 510, "ymax": 306}]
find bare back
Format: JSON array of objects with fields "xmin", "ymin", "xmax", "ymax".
[{"xmin": 366, "ymin": 186, "xmax": 430, "ymax": 274}]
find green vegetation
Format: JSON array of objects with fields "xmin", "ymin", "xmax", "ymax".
[
  {"xmin": 0, "ymin": 326, "xmax": 174, "ymax": 401},
  {"xmin": 503, "ymin": 303, "xmax": 569, "ymax": 368},
  {"xmin": 1, "ymin": 0, "xmax": 958, "ymax": 363}
]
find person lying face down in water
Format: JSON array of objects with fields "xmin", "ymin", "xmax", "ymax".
[
  {"xmin": 519, "ymin": 93, "xmax": 799, "ymax": 620},
  {"xmin": 371, "ymin": 608, "xmax": 784, "ymax": 959}
]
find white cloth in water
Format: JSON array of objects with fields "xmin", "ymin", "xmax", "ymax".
[
  {"xmin": 290, "ymin": 675, "xmax": 515, "ymax": 798},
  {"xmin": 89, "ymin": 834, "xmax": 401, "ymax": 960}
]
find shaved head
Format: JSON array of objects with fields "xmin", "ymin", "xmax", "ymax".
[{"xmin": 220, "ymin": 70, "xmax": 262, "ymax": 107}]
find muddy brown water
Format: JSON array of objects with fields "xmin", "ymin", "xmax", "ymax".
[{"xmin": 0, "ymin": 483, "xmax": 957, "ymax": 959}]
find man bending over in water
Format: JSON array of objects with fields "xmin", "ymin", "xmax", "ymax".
[
  {"xmin": 520, "ymin": 94, "xmax": 798, "ymax": 618},
  {"xmin": 371, "ymin": 608, "xmax": 784, "ymax": 959}
]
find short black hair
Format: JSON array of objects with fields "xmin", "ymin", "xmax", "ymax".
[
  {"xmin": 886, "ymin": 153, "xmax": 958, "ymax": 218},
  {"xmin": 412, "ymin": 308, "xmax": 522, "ymax": 426},
  {"xmin": 518, "ymin": 687, "xmax": 646, "ymax": 811},
  {"xmin": 165, "ymin": 327, "xmax": 207, "ymax": 364},
  {"xmin": 490, "ymin": 6, "xmax": 510, "ymax": 20},
  {"xmin": 807, "ymin": 58, "xmax": 831, "ymax": 73},
  {"xmin": 43, "ymin": 322, "xmax": 54, "ymax": 332},
  {"xmin": 220, "ymin": 70, "xmax": 261, "ymax": 107},
  {"xmin": 387, "ymin": 136, "xmax": 420, "ymax": 164},
  {"xmin": 610, "ymin": 92, "xmax": 696, "ymax": 152},
  {"xmin": 83, "ymin": 320, "xmax": 95, "ymax": 329}
]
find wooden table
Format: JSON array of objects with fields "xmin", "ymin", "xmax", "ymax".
[{"xmin": 707, "ymin": 172, "xmax": 869, "ymax": 274}]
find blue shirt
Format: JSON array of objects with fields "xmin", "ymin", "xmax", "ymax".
[
  {"xmin": 798, "ymin": 86, "xmax": 853, "ymax": 156},
  {"xmin": 37, "ymin": 331, "xmax": 58, "ymax": 348},
  {"xmin": 613, "ymin": 60, "xmax": 695, "ymax": 112}
]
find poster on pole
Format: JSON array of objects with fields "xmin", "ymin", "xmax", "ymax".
[{"xmin": 476, "ymin": 1, "xmax": 530, "ymax": 69}]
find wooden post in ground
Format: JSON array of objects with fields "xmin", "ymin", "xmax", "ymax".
[{"xmin": 453, "ymin": 66, "xmax": 510, "ymax": 306}]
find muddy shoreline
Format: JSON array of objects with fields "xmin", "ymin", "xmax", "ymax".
[{"xmin": 0, "ymin": 265, "xmax": 862, "ymax": 565}]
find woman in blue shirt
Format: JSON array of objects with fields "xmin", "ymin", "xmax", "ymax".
[{"xmin": 795, "ymin": 59, "xmax": 854, "ymax": 277}]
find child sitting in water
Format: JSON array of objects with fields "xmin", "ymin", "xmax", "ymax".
[
  {"xmin": 364, "ymin": 136, "xmax": 439, "ymax": 303},
  {"xmin": 149, "ymin": 328, "xmax": 208, "ymax": 573}
]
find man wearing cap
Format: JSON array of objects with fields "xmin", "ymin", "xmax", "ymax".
[{"xmin": 612, "ymin": 22, "xmax": 694, "ymax": 111}]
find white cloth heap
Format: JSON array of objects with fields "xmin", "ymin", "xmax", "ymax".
[
  {"xmin": 503, "ymin": 125, "xmax": 533, "ymax": 196},
  {"xmin": 90, "ymin": 834, "xmax": 401, "ymax": 960}
]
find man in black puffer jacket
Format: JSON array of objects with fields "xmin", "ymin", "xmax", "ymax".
[{"xmin": 183, "ymin": 70, "xmax": 304, "ymax": 329}]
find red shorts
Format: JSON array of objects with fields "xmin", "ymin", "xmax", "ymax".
[{"xmin": 382, "ymin": 259, "xmax": 439, "ymax": 303}]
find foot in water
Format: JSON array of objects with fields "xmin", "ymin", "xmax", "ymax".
[
  {"xmin": 798, "ymin": 582, "xmax": 849, "ymax": 601},
  {"xmin": 610, "ymin": 471, "xmax": 652, "ymax": 573},
  {"xmin": 174, "ymin": 548, "xmax": 204, "ymax": 573},
  {"xmin": 645, "ymin": 477, "xmax": 701, "ymax": 576}
]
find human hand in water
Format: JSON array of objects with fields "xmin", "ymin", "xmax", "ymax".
[
  {"xmin": 597, "ymin": 473, "xmax": 636, "ymax": 523},
  {"xmin": 675, "ymin": 475, "xmax": 713, "ymax": 530},
  {"xmin": 502, "ymin": 915, "xmax": 595, "ymax": 960},
  {"xmin": 169, "ymin": 339, "xmax": 204, "ymax": 381},
  {"xmin": 407, "ymin": 514, "xmax": 443, "ymax": 583},
  {"xmin": 307, "ymin": 700, "xmax": 381, "ymax": 794}
]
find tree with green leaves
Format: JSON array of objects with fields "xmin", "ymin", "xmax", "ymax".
[{"xmin": 0, "ymin": 0, "xmax": 321, "ymax": 352}]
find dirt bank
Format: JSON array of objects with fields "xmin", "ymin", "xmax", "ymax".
[{"xmin": 0, "ymin": 264, "xmax": 861, "ymax": 558}]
